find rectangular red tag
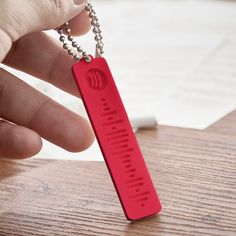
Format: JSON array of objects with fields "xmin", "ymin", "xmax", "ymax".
[{"xmin": 72, "ymin": 57, "xmax": 161, "ymax": 221}]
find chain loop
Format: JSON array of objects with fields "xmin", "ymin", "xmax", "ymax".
[{"xmin": 57, "ymin": 2, "xmax": 104, "ymax": 62}]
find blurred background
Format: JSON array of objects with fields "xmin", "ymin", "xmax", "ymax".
[{"xmin": 2, "ymin": 0, "xmax": 236, "ymax": 159}]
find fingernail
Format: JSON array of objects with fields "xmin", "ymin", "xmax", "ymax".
[{"xmin": 73, "ymin": 0, "xmax": 86, "ymax": 5}]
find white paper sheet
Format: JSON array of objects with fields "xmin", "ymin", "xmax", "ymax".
[
  {"xmin": 92, "ymin": 0, "xmax": 236, "ymax": 121},
  {"xmin": 158, "ymin": 38, "xmax": 236, "ymax": 129},
  {"xmin": 35, "ymin": 139, "xmax": 103, "ymax": 161}
]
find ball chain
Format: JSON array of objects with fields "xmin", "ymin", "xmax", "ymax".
[{"xmin": 57, "ymin": 2, "xmax": 104, "ymax": 62}]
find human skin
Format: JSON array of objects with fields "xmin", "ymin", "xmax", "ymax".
[{"xmin": 0, "ymin": 0, "xmax": 95, "ymax": 159}]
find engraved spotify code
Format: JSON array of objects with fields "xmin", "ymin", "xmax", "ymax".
[
  {"xmin": 85, "ymin": 69, "xmax": 107, "ymax": 90},
  {"xmin": 100, "ymin": 98, "xmax": 150, "ymax": 208},
  {"xmin": 72, "ymin": 57, "xmax": 161, "ymax": 220}
]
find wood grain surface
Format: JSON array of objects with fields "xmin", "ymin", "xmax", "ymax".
[{"xmin": 0, "ymin": 111, "xmax": 236, "ymax": 236}]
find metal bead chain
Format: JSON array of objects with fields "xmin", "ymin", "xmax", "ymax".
[{"xmin": 57, "ymin": 2, "xmax": 104, "ymax": 62}]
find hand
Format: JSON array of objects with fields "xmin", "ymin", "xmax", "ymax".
[{"xmin": 0, "ymin": 0, "xmax": 95, "ymax": 159}]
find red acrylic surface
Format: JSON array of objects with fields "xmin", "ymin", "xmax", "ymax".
[{"xmin": 72, "ymin": 57, "xmax": 161, "ymax": 221}]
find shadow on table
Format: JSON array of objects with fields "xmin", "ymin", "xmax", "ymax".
[
  {"xmin": 0, "ymin": 158, "xmax": 53, "ymax": 180},
  {"xmin": 123, "ymin": 215, "xmax": 162, "ymax": 235}
]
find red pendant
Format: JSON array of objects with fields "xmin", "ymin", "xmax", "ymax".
[{"xmin": 72, "ymin": 57, "xmax": 161, "ymax": 221}]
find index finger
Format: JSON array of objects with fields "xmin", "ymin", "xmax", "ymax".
[
  {"xmin": 3, "ymin": 10, "xmax": 91, "ymax": 97},
  {"xmin": 4, "ymin": 32, "xmax": 80, "ymax": 97}
]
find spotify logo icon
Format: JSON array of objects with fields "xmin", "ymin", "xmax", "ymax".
[{"xmin": 86, "ymin": 69, "xmax": 107, "ymax": 91}]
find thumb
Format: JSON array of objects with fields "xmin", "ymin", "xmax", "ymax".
[
  {"xmin": 1, "ymin": 0, "xmax": 86, "ymax": 40},
  {"xmin": 0, "ymin": 0, "xmax": 86, "ymax": 60}
]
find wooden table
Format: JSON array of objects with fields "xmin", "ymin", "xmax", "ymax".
[{"xmin": 0, "ymin": 111, "xmax": 236, "ymax": 236}]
